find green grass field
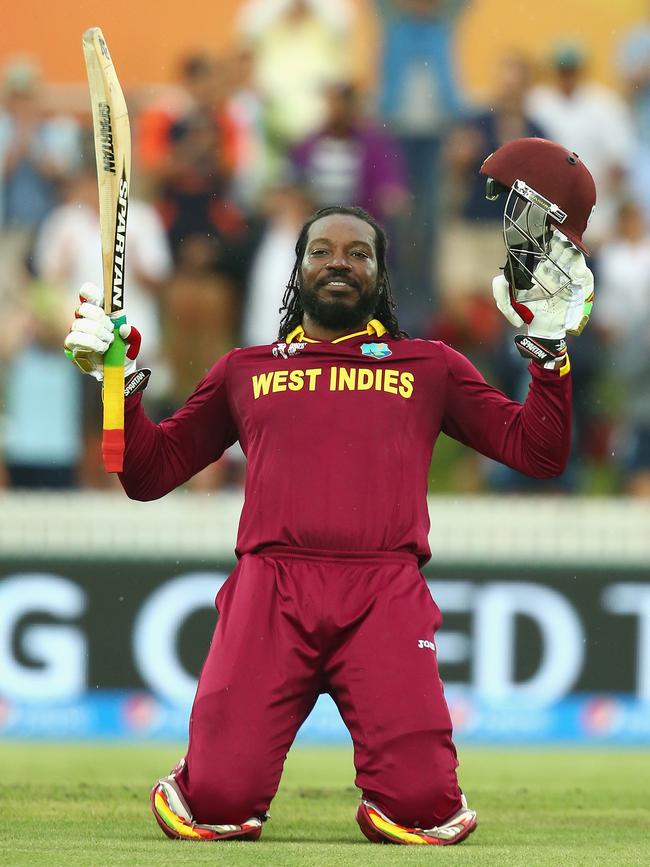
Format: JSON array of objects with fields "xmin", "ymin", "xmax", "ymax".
[{"xmin": 1, "ymin": 744, "xmax": 648, "ymax": 866}]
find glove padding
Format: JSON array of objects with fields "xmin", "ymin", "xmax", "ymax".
[
  {"xmin": 64, "ymin": 282, "xmax": 141, "ymax": 380},
  {"xmin": 493, "ymin": 232, "xmax": 594, "ymax": 340}
]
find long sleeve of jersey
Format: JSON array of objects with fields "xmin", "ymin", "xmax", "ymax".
[
  {"xmin": 119, "ymin": 350, "xmax": 239, "ymax": 501},
  {"xmin": 440, "ymin": 344, "xmax": 571, "ymax": 478}
]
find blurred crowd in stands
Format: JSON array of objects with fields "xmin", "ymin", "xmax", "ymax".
[{"xmin": 1, "ymin": 0, "xmax": 650, "ymax": 496}]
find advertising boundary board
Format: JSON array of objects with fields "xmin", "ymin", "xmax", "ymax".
[{"xmin": 1, "ymin": 557, "xmax": 650, "ymax": 743}]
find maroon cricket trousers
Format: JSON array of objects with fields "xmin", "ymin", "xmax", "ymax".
[{"xmin": 174, "ymin": 548, "xmax": 463, "ymax": 829}]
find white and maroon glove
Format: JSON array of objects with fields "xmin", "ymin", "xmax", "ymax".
[
  {"xmin": 493, "ymin": 232, "xmax": 594, "ymax": 368},
  {"xmin": 64, "ymin": 283, "xmax": 146, "ymax": 391}
]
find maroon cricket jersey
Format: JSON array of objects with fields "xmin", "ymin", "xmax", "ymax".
[{"xmin": 120, "ymin": 320, "xmax": 571, "ymax": 565}]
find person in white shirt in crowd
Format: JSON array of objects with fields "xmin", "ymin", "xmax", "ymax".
[
  {"xmin": 223, "ymin": 48, "xmax": 270, "ymax": 213},
  {"xmin": 616, "ymin": 17, "xmax": 650, "ymax": 225},
  {"xmin": 1, "ymin": 157, "xmax": 173, "ymax": 488},
  {"xmin": 34, "ymin": 159, "xmax": 173, "ymax": 377},
  {"xmin": 237, "ymin": 0, "xmax": 354, "ymax": 151},
  {"xmin": 242, "ymin": 179, "xmax": 313, "ymax": 347},
  {"xmin": 593, "ymin": 200, "xmax": 650, "ymax": 495},
  {"xmin": 526, "ymin": 41, "xmax": 635, "ymax": 245}
]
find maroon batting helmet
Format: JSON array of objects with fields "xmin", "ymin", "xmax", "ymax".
[{"xmin": 480, "ymin": 137, "xmax": 596, "ymax": 254}]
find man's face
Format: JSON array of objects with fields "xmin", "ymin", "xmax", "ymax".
[
  {"xmin": 325, "ymin": 84, "xmax": 356, "ymax": 132},
  {"xmin": 300, "ymin": 214, "xmax": 380, "ymax": 331}
]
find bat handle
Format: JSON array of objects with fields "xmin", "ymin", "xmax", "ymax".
[
  {"xmin": 106, "ymin": 313, "xmax": 127, "ymax": 363},
  {"xmin": 104, "ymin": 311, "xmax": 126, "ymax": 381},
  {"xmin": 102, "ymin": 313, "xmax": 127, "ymax": 473}
]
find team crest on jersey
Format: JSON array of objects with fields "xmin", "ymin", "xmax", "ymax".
[
  {"xmin": 272, "ymin": 341, "xmax": 307, "ymax": 359},
  {"xmin": 361, "ymin": 342, "xmax": 391, "ymax": 359}
]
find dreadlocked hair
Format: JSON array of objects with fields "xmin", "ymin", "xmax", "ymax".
[{"xmin": 278, "ymin": 205, "xmax": 407, "ymax": 340}]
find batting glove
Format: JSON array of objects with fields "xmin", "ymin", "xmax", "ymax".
[
  {"xmin": 493, "ymin": 232, "xmax": 594, "ymax": 367},
  {"xmin": 64, "ymin": 282, "xmax": 141, "ymax": 381}
]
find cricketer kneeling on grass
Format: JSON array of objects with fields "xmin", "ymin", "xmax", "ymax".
[{"xmin": 64, "ymin": 138, "xmax": 595, "ymax": 846}]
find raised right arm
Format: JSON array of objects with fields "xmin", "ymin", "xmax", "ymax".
[{"xmin": 63, "ymin": 282, "xmax": 239, "ymax": 500}]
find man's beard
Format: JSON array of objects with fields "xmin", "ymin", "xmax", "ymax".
[{"xmin": 299, "ymin": 280, "xmax": 379, "ymax": 331}]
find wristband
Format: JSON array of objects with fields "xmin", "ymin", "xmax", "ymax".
[
  {"xmin": 124, "ymin": 368, "xmax": 151, "ymax": 398},
  {"xmin": 513, "ymin": 334, "xmax": 567, "ymax": 366}
]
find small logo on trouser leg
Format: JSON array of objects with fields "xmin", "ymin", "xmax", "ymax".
[{"xmin": 417, "ymin": 639, "xmax": 436, "ymax": 652}]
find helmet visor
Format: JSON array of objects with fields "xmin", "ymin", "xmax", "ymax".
[{"xmin": 503, "ymin": 180, "xmax": 572, "ymax": 301}]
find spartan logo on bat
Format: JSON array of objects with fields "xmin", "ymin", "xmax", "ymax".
[
  {"xmin": 98, "ymin": 35, "xmax": 111, "ymax": 61},
  {"xmin": 99, "ymin": 103, "xmax": 115, "ymax": 174},
  {"xmin": 111, "ymin": 167, "xmax": 128, "ymax": 311}
]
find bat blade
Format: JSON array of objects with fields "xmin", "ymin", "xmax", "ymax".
[{"xmin": 82, "ymin": 27, "xmax": 131, "ymax": 472}]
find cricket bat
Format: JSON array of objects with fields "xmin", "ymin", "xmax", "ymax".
[{"xmin": 82, "ymin": 27, "xmax": 130, "ymax": 473}]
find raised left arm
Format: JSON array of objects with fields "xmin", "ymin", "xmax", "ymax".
[{"xmin": 440, "ymin": 344, "xmax": 571, "ymax": 479}]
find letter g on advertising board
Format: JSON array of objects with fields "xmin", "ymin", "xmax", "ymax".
[{"xmin": 0, "ymin": 574, "xmax": 86, "ymax": 701}]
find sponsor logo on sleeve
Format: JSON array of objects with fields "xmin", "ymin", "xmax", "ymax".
[{"xmin": 272, "ymin": 342, "xmax": 307, "ymax": 359}]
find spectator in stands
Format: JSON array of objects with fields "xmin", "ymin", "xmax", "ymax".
[
  {"xmin": 237, "ymin": 0, "xmax": 354, "ymax": 151},
  {"xmin": 33, "ymin": 159, "xmax": 173, "ymax": 377},
  {"xmin": 161, "ymin": 227, "xmax": 248, "ymax": 493},
  {"xmin": 223, "ymin": 49, "xmax": 269, "ymax": 213},
  {"xmin": 377, "ymin": 0, "xmax": 465, "ymax": 135},
  {"xmin": 376, "ymin": 0, "xmax": 467, "ymax": 325},
  {"xmin": 163, "ymin": 234, "xmax": 239, "ymax": 407},
  {"xmin": 138, "ymin": 52, "xmax": 260, "ymax": 345},
  {"xmin": 163, "ymin": 106, "xmax": 242, "ymax": 257},
  {"xmin": 242, "ymin": 180, "xmax": 313, "ymax": 347},
  {"xmin": 616, "ymin": 18, "xmax": 650, "ymax": 225},
  {"xmin": 430, "ymin": 51, "xmax": 544, "ymax": 441},
  {"xmin": 0, "ymin": 57, "xmax": 80, "ymax": 312},
  {"xmin": 594, "ymin": 200, "xmax": 650, "ymax": 495},
  {"xmin": 137, "ymin": 52, "xmax": 243, "ymax": 258},
  {"xmin": 32, "ymin": 158, "xmax": 173, "ymax": 483},
  {"xmin": 0, "ymin": 277, "xmax": 83, "ymax": 489},
  {"xmin": 291, "ymin": 80, "xmax": 411, "ymax": 327},
  {"xmin": 136, "ymin": 57, "xmax": 196, "ymax": 195},
  {"xmin": 291, "ymin": 82, "xmax": 408, "ymax": 223},
  {"xmin": 526, "ymin": 40, "xmax": 636, "ymax": 245},
  {"xmin": 439, "ymin": 53, "xmax": 545, "ymax": 308}
]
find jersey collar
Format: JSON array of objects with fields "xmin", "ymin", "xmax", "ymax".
[{"xmin": 286, "ymin": 319, "xmax": 388, "ymax": 345}]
